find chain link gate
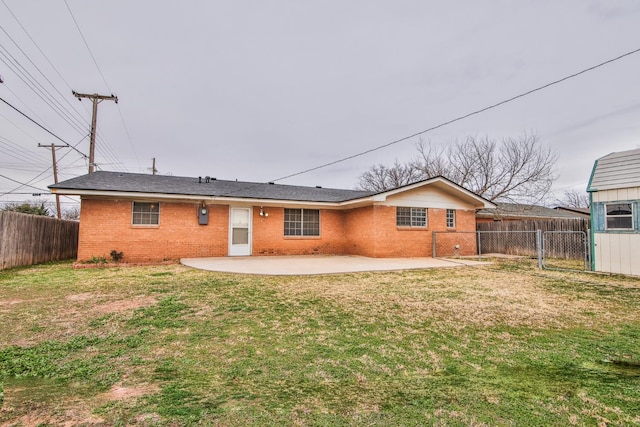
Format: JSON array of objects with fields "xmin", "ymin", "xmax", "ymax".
[
  {"xmin": 541, "ymin": 230, "xmax": 589, "ymax": 272},
  {"xmin": 433, "ymin": 230, "xmax": 591, "ymax": 272}
]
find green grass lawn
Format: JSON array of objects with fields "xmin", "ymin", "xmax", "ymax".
[{"xmin": 1, "ymin": 259, "xmax": 639, "ymax": 426}]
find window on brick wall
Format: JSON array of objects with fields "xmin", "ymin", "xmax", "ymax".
[
  {"xmin": 396, "ymin": 207, "xmax": 427, "ymax": 227},
  {"xmin": 284, "ymin": 208, "xmax": 320, "ymax": 236},
  {"xmin": 446, "ymin": 209, "xmax": 456, "ymax": 228},
  {"xmin": 132, "ymin": 202, "xmax": 159, "ymax": 225}
]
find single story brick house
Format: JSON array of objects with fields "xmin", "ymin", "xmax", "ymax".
[
  {"xmin": 588, "ymin": 148, "xmax": 640, "ymax": 276},
  {"xmin": 49, "ymin": 171, "xmax": 495, "ymax": 262}
]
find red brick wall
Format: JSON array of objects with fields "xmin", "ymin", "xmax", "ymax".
[
  {"xmin": 77, "ymin": 198, "xmax": 479, "ymax": 261},
  {"xmin": 343, "ymin": 206, "xmax": 477, "ymax": 257},
  {"xmin": 431, "ymin": 209, "xmax": 477, "ymax": 257},
  {"xmin": 343, "ymin": 206, "xmax": 376, "ymax": 256},
  {"xmin": 252, "ymin": 208, "xmax": 347, "ymax": 255},
  {"xmin": 78, "ymin": 198, "xmax": 228, "ymax": 262}
]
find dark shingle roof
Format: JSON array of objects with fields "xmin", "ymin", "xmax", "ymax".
[
  {"xmin": 476, "ymin": 203, "xmax": 587, "ymax": 220},
  {"xmin": 49, "ymin": 171, "xmax": 374, "ymax": 203},
  {"xmin": 554, "ymin": 206, "xmax": 590, "ymax": 216}
]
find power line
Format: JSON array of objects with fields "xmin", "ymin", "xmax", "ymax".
[
  {"xmin": 115, "ymin": 105, "xmax": 140, "ymax": 170},
  {"xmin": 2, "ymin": 0, "xmax": 128, "ymax": 172},
  {"xmin": 0, "ymin": 0, "xmax": 75, "ymax": 91},
  {"xmin": 0, "ymin": 134, "xmax": 88, "ymax": 196},
  {"xmin": 0, "ymin": 45, "xmax": 89, "ymax": 137},
  {"xmin": 0, "ymin": 22, "xmax": 89, "ymax": 131},
  {"xmin": 0, "ymin": 78, "xmax": 51, "ymax": 128},
  {"xmin": 203, "ymin": 46, "xmax": 640, "ymax": 201},
  {"xmin": 62, "ymin": 1, "xmax": 138, "ymax": 172},
  {"xmin": 0, "ymin": 95, "xmax": 88, "ymax": 159},
  {"xmin": 72, "ymin": 91, "xmax": 118, "ymax": 173},
  {"xmin": 63, "ymin": 0, "xmax": 112, "ymax": 93},
  {"xmin": 271, "ymin": 47, "xmax": 640, "ymax": 183},
  {"xmin": 0, "ymin": 173, "xmax": 48, "ymax": 193}
]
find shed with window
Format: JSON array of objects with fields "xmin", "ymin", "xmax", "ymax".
[{"xmin": 587, "ymin": 148, "xmax": 640, "ymax": 276}]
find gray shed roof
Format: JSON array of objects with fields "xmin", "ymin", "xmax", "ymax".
[
  {"xmin": 49, "ymin": 171, "xmax": 374, "ymax": 202},
  {"xmin": 588, "ymin": 148, "xmax": 640, "ymax": 192},
  {"xmin": 476, "ymin": 203, "xmax": 587, "ymax": 220}
]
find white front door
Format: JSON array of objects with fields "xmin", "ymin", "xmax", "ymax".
[{"xmin": 229, "ymin": 207, "xmax": 252, "ymax": 256}]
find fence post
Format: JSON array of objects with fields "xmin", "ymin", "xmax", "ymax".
[
  {"xmin": 536, "ymin": 229, "xmax": 543, "ymax": 270},
  {"xmin": 432, "ymin": 231, "xmax": 437, "ymax": 257},
  {"xmin": 477, "ymin": 231, "xmax": 481, "ymax": 259},
  {"xmin": 584, "ymin": 231, "xmax": 590, "ymax": 271}
]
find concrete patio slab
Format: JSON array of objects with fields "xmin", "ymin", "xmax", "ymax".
[{"xmin": 180, "ymin": 255, "xmax": 489, "ymax": 276}]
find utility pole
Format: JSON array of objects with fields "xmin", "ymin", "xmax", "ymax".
[
  {"xmin": 72, "ymin": 91, "xmax": 118, "ymax": 173},
  {"xmin": 38, "ymin": 143, "xmax": 68, "ymax": 219},
  {"xmin": 152, "ymin": 157, "xmax": 158, "ymax": 175}
]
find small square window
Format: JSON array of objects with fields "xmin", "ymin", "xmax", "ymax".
[
  {"xmin": 132, "ymin": 202, "xmax": 159, "ymax": 225},
  {"xmin": 396, "ymin": 207, "xmax": 427, "ymax": 227},
  {"xmin": 605, "ymin": 203, "xmax": 633, "ymax": 230}
]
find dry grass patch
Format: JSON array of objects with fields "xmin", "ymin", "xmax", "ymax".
[
  {"xmin": 1, "ymin": 260, "xmax": 640, "ymax": 426},
  {"xmin": 272, "ymin": 264, "xmax": 640, "ymax": 330}
]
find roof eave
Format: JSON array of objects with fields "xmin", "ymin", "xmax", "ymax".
[
  {"xmin": 586, "ymin": 158, "xmax": 599, "ymax": 192},
  {"xmin": 51, "ymin": 188, "xmax": 345, "ymax": 207},
  {"xmin": 366, "ymin": 176, "xmax": 496, "ymax": 209}
]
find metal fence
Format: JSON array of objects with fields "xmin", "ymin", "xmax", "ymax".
[
  {"xmin": 432, "ymin": 230, "xmax": 590, "ymax": 272},
  {"xmin": 542, "ymin": 230, "xmax": 589, "ymax": 271}
]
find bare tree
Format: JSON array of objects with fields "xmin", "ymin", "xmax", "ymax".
[
  {"xmin": 555, "ymin": 188, "xmax": 590, "ymax": 208},
  {"xmin": 357, "ymin": 160, "xmax": 423, "ymax": 192},
  {"xmin": 358, "ymin": 133, "xmax": 557, "ymax": 203},
  {"xmin": 62, "ymin": 206, "xmax": 81, "ymax": 221}
]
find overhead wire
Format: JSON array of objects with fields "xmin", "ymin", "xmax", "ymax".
[
  {"xmin": 270, "ymin": 47, "xmax": 640, "ymax": 183},
  {"xmin": 0, "ymin": 45, "xmax": 90, "ymax": 136},
  {"xmin": 208, "ymin": 46, "xmax": 640, "ymax": 200},
  {"xmin": 2, "ymin": 0, "xmax": 130, "ymax": 173},
  {"xmin": 0, "ymin": 131, "xmax": 88, "ymax": 196},
  {"xmin": 0, "ymin": 95, "xmax": 88, "ymax": 159},
  {"xmin": 62, "ymin": 0, "xmax": 111, "ymax": 93},
  {"xmin": 0, "ymin": 140, "xmax": 47, "ymax": 166},
  {"xmin": 0, "ymin": 77, "xmax": 50, "ymax": 127},
  {"xmin": 0, "ymin": 132, "xmax": 48, "ymax": 164},
  {"xmin": 0, "ymin": 22, "xmax": 89, "ymax": 129},
  {"xmin": 1, "ymin": 0, "xmax": 75, "ymax": 91},
  {"xmin": 0, "ymin": 173, "xmax": 49, "ymax": 193},
  {"xmin": 0, "ymin": 1, "xmax": 129, "ymax": 203},
  {"xmin": 62, "ymin": 0, "xmax": 140, "ymax": 171}
]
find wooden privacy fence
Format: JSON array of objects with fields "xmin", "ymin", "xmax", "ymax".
[
  {"xmin": 476, "ymin": 218, "xmax": 589, "ymax": 257},
  {"xmin": 477, "ymin": 218, "xmax": 589, "ymax": 233},
  {"xmin": 0, "ymin": 211, "xmax": 79, "ymax": 270}
]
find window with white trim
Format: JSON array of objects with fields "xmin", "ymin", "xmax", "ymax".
[
  {"xmin": 396, "ymin": 207, "xmax": 427, "ymax": 227},
  {"xmin": 132, "ymin": 202, "xmax": 159, "ymax": 225},
  {"xmin": 284, "ymin": 208, "xmax": 320, "ymax": 236},
  {"xmin": 446, "ymin": 209, "xmax": 456, "ymax": 228},
  {"xmin": 605, "ymin": 203, "xmax": 633, "ymax": 230}
]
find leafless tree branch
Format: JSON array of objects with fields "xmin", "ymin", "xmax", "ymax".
[{"xmin": 357, "ymin": 133, "xmax": 557, "ymax": 203}]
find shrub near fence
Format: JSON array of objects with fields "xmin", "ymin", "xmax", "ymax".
[{"xmin": 0, "ymin": 211, "xmax": 79, "ymax": 270}]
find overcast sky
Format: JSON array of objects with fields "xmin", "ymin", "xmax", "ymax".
[{"xmin": 1, "ymin": 0, "xmax": 639, "ymax": 208}]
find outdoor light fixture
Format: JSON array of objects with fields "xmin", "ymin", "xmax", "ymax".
[{"xmin": 259, "ymin": 208, "xmax": 269, "ymax": 217}]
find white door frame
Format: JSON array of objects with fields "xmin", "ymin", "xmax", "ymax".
[{"xmin": 228, "ymin": 206, "xmax": 252, "ymax": 256}]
